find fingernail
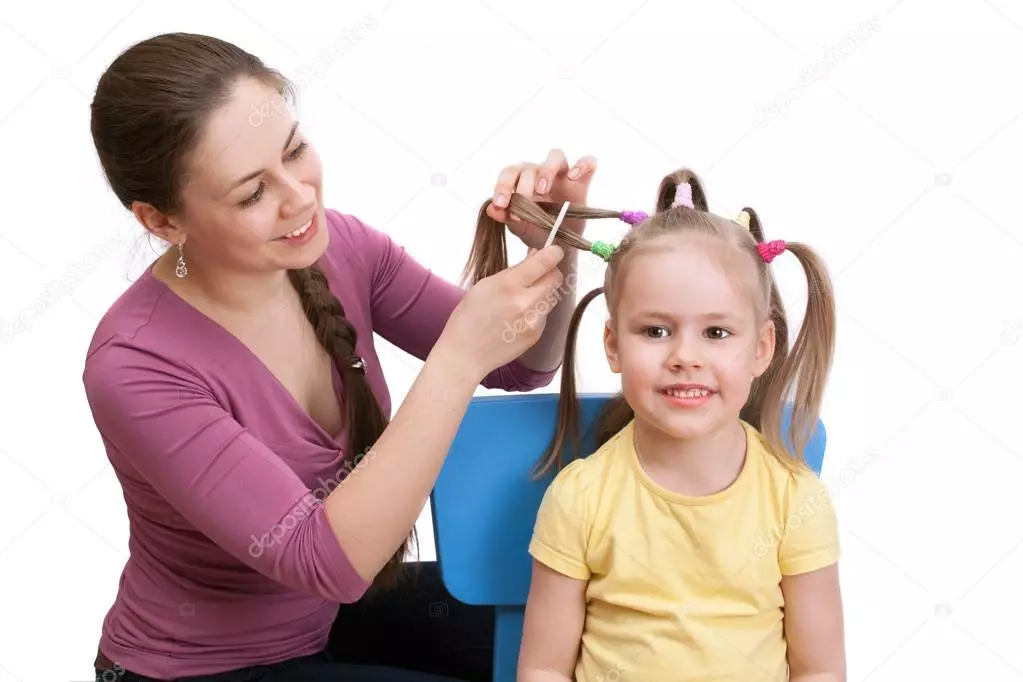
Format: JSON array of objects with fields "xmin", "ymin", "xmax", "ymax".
[
  {"xmin": 568, "ymin": 167, "xmax": 580, "ymax": 180},
  {"xmin": 495, "ymin": 194, "xmax": 507, "ymax": 207},
  {"xmin": 537, "ymin": 178, "xmax": 548, "ymax": 194}
]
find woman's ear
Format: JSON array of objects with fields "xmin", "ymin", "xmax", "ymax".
[
  {"xmin": 131, "ymin": 201, "xmax": 185, "ymax": 246},
  {"xmin": 603, "ymin": 318, "xmax": 621, "ymax": 373}
]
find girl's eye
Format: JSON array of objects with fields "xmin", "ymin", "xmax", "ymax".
[
  {"xmin": 643, "ymin": 326, "xmax": 670, "ymax": 339},
  {"xmin": 706, "ymin": 327, "xmax": 731, "ymax": 340}
]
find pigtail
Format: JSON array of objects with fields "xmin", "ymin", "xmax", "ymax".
[
  {"xmin": 460, "ymin": 199, "xmax": 510, "ymax": 287},
  {"xmin": 533, "ymin": 286, "xmax": 605, "ymax": 478},
  {"xmin": 288, "ymin": 265, "xmax": 415, "ymax": 588},
  {"xmin": 753, "ymin": 243, "xmax": 836, "ymax": 472},
  {"xmin": 656, "ymin": 169, "xmax": 709, "ymax": 213},
  {"xmin": 461, "ymin": 194, "xmax": 630, "ymax": 287}
]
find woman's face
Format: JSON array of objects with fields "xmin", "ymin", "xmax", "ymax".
[{"xmin": 173, "ymin": 76, "xmax": 329, "ymax": 276}]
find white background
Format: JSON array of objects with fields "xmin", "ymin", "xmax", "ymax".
[{"xmin": 2, "ymin": 0, "xmax": 1022, "ymax": 680}]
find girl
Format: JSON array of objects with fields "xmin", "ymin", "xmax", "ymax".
[{"xmin": 463, "ymin": 169, "xmax": 844, "ymax": 681}]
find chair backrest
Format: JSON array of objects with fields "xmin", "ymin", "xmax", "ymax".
[{"xmin": 430, "ymin": 392, "xmax": 827, "ymax": 680}]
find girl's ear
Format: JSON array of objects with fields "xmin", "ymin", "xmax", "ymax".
[
  {"xmin": 752, "ymin": 317, "xmax": 776, "ymax": 378},
  {"xmin": 603, "ymin": 319, "xmax": 621, "ymax": 373}
]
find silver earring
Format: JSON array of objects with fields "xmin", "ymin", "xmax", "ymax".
[{"xmin": 175, "ymin": 241, "xmax": 188, "ymax": 279}]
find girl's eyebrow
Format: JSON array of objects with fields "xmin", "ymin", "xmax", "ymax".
[{"xmin": 632, "ymin": 311, "xmax": 739, "ymax": 322}]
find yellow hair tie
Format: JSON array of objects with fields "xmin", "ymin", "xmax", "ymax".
[{"xmin": 736, "ymin": 210, "xmax": 751, "ymax": 230}]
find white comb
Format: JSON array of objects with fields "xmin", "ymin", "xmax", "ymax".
[{"xmin": 544, "ymin": 201, "xmax": 571, "ymax": 249}]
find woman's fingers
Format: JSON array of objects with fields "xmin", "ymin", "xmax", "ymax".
[
  {"xmin": 567, "ymin": 155, "xmax": 598, "ymax": 183},
  {"xmin": 537, "ymin": 148, "xmax": 569, "ymax": 195},
  {"xmin": 514, "ymin": 165, "xmax": 539, "ymax": 199}
]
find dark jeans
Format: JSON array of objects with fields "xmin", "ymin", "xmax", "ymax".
[
  {"xmin": 95, "ymin": 562, "xmax": 495, "ymax": 682},
  {"xmin": 96, "ymin": 652, "xmax": 463, "ymax": 681}
]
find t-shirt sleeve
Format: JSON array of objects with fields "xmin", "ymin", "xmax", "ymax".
[
  {"xmin": 83, "ymin": 339, "xmax": 371, "ymax": 604},
  {"xmin": 778, "ymin": 471, "xmax": 840, "ymax": 576},
  {"xmin": 325, "ymin": 209, "xmax": 558, "ymax": 392},
  {"xmin": 528, "ymin": 461, "xmax": 592, "ymax": 581}
]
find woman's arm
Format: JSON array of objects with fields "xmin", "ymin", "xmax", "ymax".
[
  {"xmin": 85, "ymin": 247, "xmax": 567, "ymax": 594},
  {"xmin": 329, "ymin": 244, "xmax": 567, "ymax": 580},
  {"xmin": 515, "ymin": 246, "xmax": 577, "ymax": 373},
  {"xmin": 782, "ymin": 563, "xmax": 846, "ymax": 682},
  {"xmin": 518, "ymin": 559, "xmax": 587, "ymax": 682}
]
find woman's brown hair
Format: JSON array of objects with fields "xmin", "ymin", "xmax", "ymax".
[
  {"xmin": 89, "ymin": 32, "xmax": 411, "ymax": 587},
  {"xmin": 462, "ymin": 169, "xmax": 836, "ymax": 477}
]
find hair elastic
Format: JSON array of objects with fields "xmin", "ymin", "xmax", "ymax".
[
  {"xmin": 672, "ymin": 182, "xmax": 694, "ymax": 208},
  {"xmin": 590, "ymin": 241, "xmax": 615, "ymax": 262},
  {"xmin": 757, "ymin": 240, "xmax": 787, "ymax": 264},
  {"xmin": 619, "ymin": 210, "xmax": 648, "ymax": 225},
  {"xmin": 736, "ymin": 210, "xmax": 751, "ymax": 230}
]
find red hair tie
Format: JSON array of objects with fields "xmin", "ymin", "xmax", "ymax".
[{"xmin": 757, "ymin": 240, "xmax": 787, "ymax": 263}]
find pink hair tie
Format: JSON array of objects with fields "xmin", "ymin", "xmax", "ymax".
[
  {"xmin": 619, "ymin": 210, "xmax": 648, "ymax": 225},
  {"xmin": 672, "ymin": 183, "xmax": 694, "ymax": 208},
  {"xmin": 758, "ymin": 240, "xmax": 787, "ymax": 263}
]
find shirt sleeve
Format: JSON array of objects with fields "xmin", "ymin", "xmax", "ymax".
[
  {"xmin": 326, "ymin": 209, "xmax": 559, "ymax": 392},
  {"xmin": 528, "ymin": 461, "xmax": 592, "ymax": 581},
  {"xmin": 778, "ymin": 471, "xmax": 841, "ymax": 576},
  {"xmin": 83, "ymin": 338, "xmax": 371, "ymax": 604}
]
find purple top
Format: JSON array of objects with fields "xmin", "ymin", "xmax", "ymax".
[{"xmin": 82, "ymin": 209, "xmax": 556, "ymax": 678}]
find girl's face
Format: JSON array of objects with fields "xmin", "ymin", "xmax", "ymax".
[
  {"xmin": 174, "ymin": 77, "xmax": 329, "ymax": 275},
  {"xmin": 603, "ymin": 234, "xmax": 775, "ymax": 442}
]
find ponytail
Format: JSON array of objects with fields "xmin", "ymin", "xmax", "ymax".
[{"xmin": 743, "ymin": 239, "xmax": 836, "ymax": 472}]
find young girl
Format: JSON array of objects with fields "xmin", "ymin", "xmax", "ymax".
[{"xmin": 463, "ymin": 169, "xmax": 844, "ymax": 681}]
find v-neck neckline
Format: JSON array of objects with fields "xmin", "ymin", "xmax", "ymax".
[{"xmin": 143, "ymin": 263, "xmax": 347, "ymax": 446}]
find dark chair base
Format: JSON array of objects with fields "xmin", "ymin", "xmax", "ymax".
[{"xmin": 328, "ymin": 561, "xmax": 495, "ymax": 682}]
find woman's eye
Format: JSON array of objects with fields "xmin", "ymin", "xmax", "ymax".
[
  {"xmin": 286, "ymin": 141, "xmax": 308, "ymax": 160},
  {"xmin": 706, "ymin": 327, "xmax": 731, "ymax": 340},
  {"xmin": 240, "ymin": 182, "xmax": 265, "ymax": 207},
  {"xmin": 643, "ymin": 326, "xmax": 669, "ymax": 339}
]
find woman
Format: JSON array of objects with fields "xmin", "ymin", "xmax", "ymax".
[{"xmin": 85, "ymin": 32, "xmax": 595, "ymax": 681}]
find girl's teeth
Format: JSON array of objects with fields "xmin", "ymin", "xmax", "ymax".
[{"xmin": 667, "ymin": 388, "xmax": 709, "ymax": 398}]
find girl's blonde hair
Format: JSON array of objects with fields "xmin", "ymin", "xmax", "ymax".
[{"xmin": 461, "ymin": 168, "xmax": 836, "ymax": 478}]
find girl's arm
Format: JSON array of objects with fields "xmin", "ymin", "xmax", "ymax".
[
  {"xmin": 781, "ymin": 563, "xmax": 846, "ymax": 682},
  {"xmin": 517, "ymin": 559, "xmax": 587, "ymax": 682}
]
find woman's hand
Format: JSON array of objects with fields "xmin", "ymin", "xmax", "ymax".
[
  {"xmin": 487, "ymin": 148, "xmax": 597, "ymax": 250},
  {"xmin": 437, "ymin": 245, "xmax": 566, "ymax": 383}
]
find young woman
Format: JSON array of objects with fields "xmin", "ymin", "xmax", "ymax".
[{"xmin": 85, "ymin": 31, "xmax": 596, "ymax": 681}]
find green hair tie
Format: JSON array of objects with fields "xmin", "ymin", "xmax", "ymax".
[{"xmin": 591, "ymin": 241, "xmax": 615, "ymax": 262}]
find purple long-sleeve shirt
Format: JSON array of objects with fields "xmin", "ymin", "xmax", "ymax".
[{"xmin": 82, "ymin": 208, "xmax": 557, "ymax": 678}]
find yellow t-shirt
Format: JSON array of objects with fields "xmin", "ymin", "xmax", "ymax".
[{"xmin": 528, "ymin": 419, "xmax": 839, "ymax": 682}]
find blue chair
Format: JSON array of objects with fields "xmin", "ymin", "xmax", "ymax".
[{"xmin": 430, "ymin": 393, "xmax": 827, "ymax": 682}]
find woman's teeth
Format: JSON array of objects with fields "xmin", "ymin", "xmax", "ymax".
[{"xmin": 285, "ymin": 218, "xmax": 312, "ymax": 239}]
